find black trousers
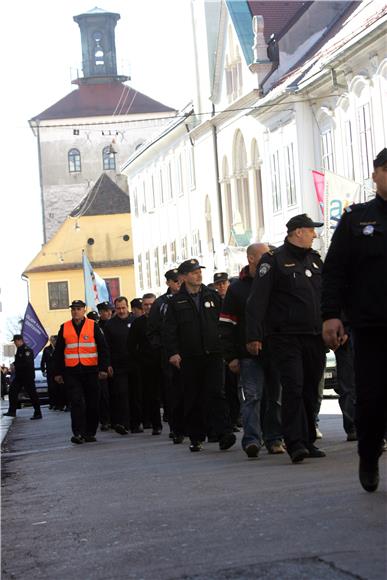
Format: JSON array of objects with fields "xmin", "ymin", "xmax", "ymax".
[
  {"xmin": 268, "ymin": 334, "xmax": 325, "ymax": 454},
  {"xmin": 224, "ymin": 365, "xmax": 240, "ymax": 426},
  {"xmin": 128, "ymin": 367, "xmax": 142, "ymax": 430},
  {"xmin": 164, "ymin": 363, "xmax": 185, "ymax": 436},
  {"xmin": 65, "ymin": 373, "xmax": 100, "ymax": 437},
  {"xmin": 140, "ymin": 363, "xmax": 162, "ymax": 430},
  {"xmin": 109, "ymin": 372, "xmax": 130, "ymax": 429},
  {"xmin": 181, "ymin": 354, "xmax": 231, "ymax": 443},
  {"xmin": 334, "ymin": 338, "xmax": 356, "ymax": 434},
  {"xmin": 352, "ymin": 327, "xmax": 387, "ymax": 463},
  {"xmin": 99, "ymin": 378, "xmax": 110, "ymax": 426},
  {"xmin": 8, "ymin": 378, "xmax": 41, "ymax": 415},
  {"xmin": 47, "ymin": 373, "xmax": 57, "ymax": 407}
]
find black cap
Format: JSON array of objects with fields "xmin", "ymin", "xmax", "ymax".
[
  {"xmin": 286, "ymin": 213, "xmax": 323, "ymax": 233},
  {"xmin": 165, "ymin": 268, "xmax": 179, "ymax": 281},
  {"xmin": 87, "ymin": 311, "xmax": 99, "ymax": 321},
  {"xmin": 97, "ymin": 301, "xmax": 113, "ymax": 311},
  {"xmin": 69, "ymin": 300, "xmax": 86, "ymax": 308},
  {"xmin": 373, "ymin": 148, "xmax": 387, "ymax": 168},
  {"xmin": 213, "ymin": 272, "xmax": 229, "ymax": 283},
  {"xmin": 177, "ymin": 259, "xmax": 206, "ymax": 275},
  {"xmin": 11, "ymin": 334, "xmax": 23, "ymax": 342},
  {"xmin": 130, "ymin": 298, "xmax": 143, "ymax": 309}
]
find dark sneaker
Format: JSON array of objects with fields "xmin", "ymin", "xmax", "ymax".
[
  {"xmin": 114, "ymin": 424, "xmax": 129, "ymax": 435},
  {"xmin": 244, "ymin": 442, "xmax": 260, "ymax": 458},
  {"xmin": 173, "ymin": 435, "xmax": 184, "ymax": 444},
  {"xmin": 307, "ymin": 444, "xmax": 326, "ymax": 458},
  {"xmin": 219, "ymin": 433, "xmax": 236, "ymax": 451},
  {"xmin": 71, "ymin": 435, "xmax": 84, "ymax": 444},
  {"xmin": 359, "ymin": 458, "xmax": 379, "ymax": 492},
  {"xmin": 290, "ymin": 447, "xmax": 310, "ymax": 463},
  {"xmin": 2, "ymin": 412, "xmax": 16, "ymax": 418},
  {"xmin": 83, "ymin": 435, "xmax": 97, "ymax": 443},
  {"xmin": 30, "ymin": 414, "xmax": 42, "ymax": 420},
  {"xmin": 189, "ymin": 441, "xmax": 202, "ymax": 452},
  {"xmin": 346, "ymin": 431, "xmax": 357, "ymax": 442}
]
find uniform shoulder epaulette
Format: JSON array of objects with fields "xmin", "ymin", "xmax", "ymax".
[
  {"xmin": 268, "ymin": 247, "xmax": 280, "ymax": 256},
  {"xmin": 345, "ymin": 202, "xmax": 367, "ymax": 213}
]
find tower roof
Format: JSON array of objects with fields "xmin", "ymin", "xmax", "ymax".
[
  {"xmin": 70, "ymin": 173, "xmax": 130, "ymax": 217},
  {"xmin": 30, "ymin": 83, "xmax": 176, "ymax": 122}
]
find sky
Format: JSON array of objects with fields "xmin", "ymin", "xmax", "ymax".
[{"xmin": 0, "ymin": 0, "xmax": 194, "ymax": 337}]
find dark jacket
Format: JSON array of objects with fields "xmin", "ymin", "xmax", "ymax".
[
  {"xmin": 103, "ymin": 315, "xmax": 132, "ymax": 372},
  {"xmin": 246, "ymin": 239, "xmax": 323, "ymax": 342},
  {"xmin": 322, "ymin": 194, "xmax": 387, "ymax": 327},
  {"xmin": 41, "ymin": 344, "xmax": 55, "ymax": 376},
  {"xmin": 163, "ymin": 283, "xmax": 222, "ymax": 358},
  {"xmin": 220, "ymin": 266, "xmax": 254, "ymax": 362},
  {"xmin": 146, "ymin": 290, "xmax": 174, "ymax": 351},
  {"xmin": 54, "ymin": 318, "xmax": 109, "ymax": 376},
  {"xmin": 128, "ymin": 315, "xmax": 160, "ymax": 366},
  {"xmin": 14, "ymin": 344, "xmax": 35, "ymax": 381}
]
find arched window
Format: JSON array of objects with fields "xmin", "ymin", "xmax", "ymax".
[
  {"xmin": 251, "ymin": 140, "xmax": 265, "ymax": 240},
  {"xmin": 102, "ymin": 146, "xmax": 116, "ymax": 171},
  {"xmin": 222, "ymin": 157, "xmax": 233, "ymax": 240},
  {"xmin": 205, "ymin": 196, "xmax": 213, "ymax": 253},
  {"xmin": 233, "ymin": 131, "xmax": 251, "ymax": 232},
  {"xmin": 68, "ymin": 148, "xmax": 81, "ymax": 173}
]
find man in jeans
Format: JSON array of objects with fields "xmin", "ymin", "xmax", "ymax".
[{"xmin": 220, "ymin": 244, "xmax": 284, "ymax": 458}]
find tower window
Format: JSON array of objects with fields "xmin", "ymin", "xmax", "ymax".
[
  {"xmin": 102, "ymin": 146, "xmax": 116, "ymax": 170},
  {"xmin": 68, "ymin": 148, "xmax": 81, "ymax": 173},
  {"xmin": 93, "ymin": 30, "xmax": 105, "ymax": 66}
]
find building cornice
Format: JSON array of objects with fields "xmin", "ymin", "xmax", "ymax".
[{"xmin": 24, "ymin": 259, "xmax": 134, "ymax": 275}]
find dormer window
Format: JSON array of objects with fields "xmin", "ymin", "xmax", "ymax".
[{"xmin": 102, "ymin": 146, "xmax": 116, "ymax": 170}]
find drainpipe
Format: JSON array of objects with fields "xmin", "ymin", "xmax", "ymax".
[
  {"xmin": 211, "ymin": 104, "xmax": 224, "ymax": 244},
  {"xmin": 36, "ymin": 122, "xmax": 47, "ymax": 244}
]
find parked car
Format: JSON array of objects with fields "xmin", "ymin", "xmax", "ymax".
[
  {"xmin": 323, "ymin": 349, "xmax": 338, "ymax": 397},
  {"xmin": 18, "ymin": 352, "xmax": 49, "ymax": 406}
]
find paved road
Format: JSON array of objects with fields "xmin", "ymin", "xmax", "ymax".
[{"xmin": 1, "ymin": 401, "xmax": 386, "ymax": 580}]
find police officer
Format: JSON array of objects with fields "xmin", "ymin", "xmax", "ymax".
[
  {"xmin": 96, "ymin": 301, "xmax": 114, "ymax": 430},
  {"xmin": 41, "ymin": 335, "xmax": 58, "ymax": 410},
  {"xmin": 164, "ymin": 258, "xmax": 236, "ymax": 452},
  {"xmin": 322, "ymin": 147, "xmax": 387, "ymax": 492},
  {"xmin": 147, "ymin": 269, "xmax": 185, "ymax": 442},
  {"xmin": 53, "ymin": 300, "xmax": 109, "ymax": 444},
  {"xmin": 246, "ymin": 215, "xmax": 326, "ymax": 463},
  {"xmin": 3, "ymin": 335, "xmax": 42, "ymax": 420}
]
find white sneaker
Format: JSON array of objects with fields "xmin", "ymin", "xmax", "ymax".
[{"xmin": 315, "ymin": 427, "xmax": 323, "ymax": 439}]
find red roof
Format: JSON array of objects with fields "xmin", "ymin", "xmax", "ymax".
[
  {"xmin": 248, "ymin": 1, "xmax": 312, "ymax": 41},
  {"xmin": 31, "ymin": 83, "xmax": 175, "ymax": 121}
]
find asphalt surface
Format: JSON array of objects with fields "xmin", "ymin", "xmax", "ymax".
[{"xmin": 1, "ymin": 401, "xmax": 386, "ymax": 580}]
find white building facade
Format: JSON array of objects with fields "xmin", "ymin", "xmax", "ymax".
[{"xmin": 122, "ymin": 0, "xmax": 387, "ymax": 295}]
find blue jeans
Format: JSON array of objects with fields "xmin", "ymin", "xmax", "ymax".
[{"xmin": 239, "ymin": 358, "xmax": 265, "ymax": 449}]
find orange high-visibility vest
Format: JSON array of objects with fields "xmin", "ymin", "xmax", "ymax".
[{"xmin": 63, "ymin": 318, "xmax": 98, "ymax": 367}]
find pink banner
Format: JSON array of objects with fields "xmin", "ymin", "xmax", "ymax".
[{"xmin": 312, "ymin": 170, "xmax": 325, "ymax": 215}]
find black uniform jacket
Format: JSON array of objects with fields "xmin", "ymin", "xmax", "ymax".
[
  {"xmin": 103, "ymin": 315, "xmax": 133, "ymax": 372},
  {"xmin": 41, "ymin": 345, "xmax": 55, "ymax": 376},
  {"xmin": 220, "ymin": 265, "xmax": 254, "ymax": 362},
  {"xmin": 147, "ymin": 291, "xmax": 173, "ymax": 351},
  {"xmin": 14, "ymin": 344, "xmax": 35, "ymax": 381},
  {"xmin": 128, "ymin": 315, "xmax": 160, "ymax": 366},
  {"xmin": 246, "ymin": 239, "xmax": 323, "ymax": 342},
  {"xmin": 322, "ymin": 194, "xmax": 387, "ymax": 327},
  {"xmin": 163, "ymin": 283, "xmax": 222, "ymax": 359},
  {"xmin": 54, "ymin": 318, "xmax": 109, "ymax": 376}
]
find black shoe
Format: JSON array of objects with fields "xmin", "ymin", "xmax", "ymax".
[
  {"xmin": 346, "ymin": 430, "xmax": 357, "ymax": 442},
  {"xmin": 143, "ymin": 422, "xmax": 152, "ymax": 429},
  {"xmin": 219, "ymin": 433, "xmax": 236, "ymax": 451},
  {"xmin": 189, "ymin": 441, "xmax": 202, "ymax": 452},
  {"xmin": 152, "ymin": 428, "xmax": 162, "ymax": 435},
  {"xmin": 290, "ymin": 447, "xmax": 310, "ymax": 463},
  {"xmin": 131, "ymin": 427, "xmax": 144, "ymax": 434},
  {"xmin": 244, "ymin": 442, "xmax": 260, "ymax": 458},
  {"xmin": 83, "ymin": 435, "xmax": 97, "ymax": 443},
  {"xmin": 30, "ymin": 414, "xmax": 42, "ymax": 420},
  {"xmin": 359, "ymin": 458, "xmax": 379, "ymax": 492},
  {"xmin": 307, "ymin": 444, "xmax": 326, "ymax": 458},
  {"xmin": 207, "ymin": 435, "xmax": 219, "ymax": 443},
  {"xmin": 100, "ymin": 424, "xmax": 110, "ymax": 432},
  {"xmin": 232, "ymin": 425, "xmax": 241, "ymax": 433},
  {"xmin": 114, "ymin": 424, "xmax": 129, "ymax": 435},
  {"xmin": 173, "ymin": 435, "xmax": 184, "ymax": 444},
  {"xmin": 64, "ymin": 406, "xmax": 70, "ymax": 412},
  {"xmin": 71, "ymin": 435, "xmax": 84, "ymax": 444},
  {"xmin": 169, "ymin": 431, "xmax": 175, "ymax": 439},
  {"xmin": 2, "ymin": 412, "xmax": 16, "ymax": 418}
]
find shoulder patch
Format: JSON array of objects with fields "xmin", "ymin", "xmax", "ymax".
[{"xmin": 259, "ymin": 263, "xmax": 271, "ymax": 277}]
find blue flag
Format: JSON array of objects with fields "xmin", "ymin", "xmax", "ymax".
[
  {"xmin": 21, "ymin": 303, "xmax": 49, "ymax": 358},
  {"xmin": 82, "ymin": 252, "xmax": 110, "ymax": 309}
]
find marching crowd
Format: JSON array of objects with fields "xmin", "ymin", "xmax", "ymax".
[{"xmin": 3, "ymin": 147, "xmax": 387, "ymax": 494}]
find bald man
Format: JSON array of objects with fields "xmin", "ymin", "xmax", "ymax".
[{"xmin": 220, "ymin": 243, "xmax": 284, "ymax": 458}]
